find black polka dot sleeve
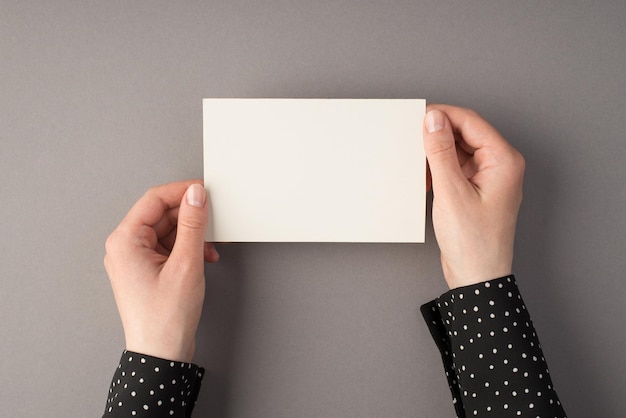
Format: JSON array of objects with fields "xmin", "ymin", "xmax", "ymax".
[
  {"xmin": 421, "ymin": 275, "xmax": 567, "ymax": 417},
  {"xmin": 103, "ymin": 350, "xmax": 204, "ymax": 417}
]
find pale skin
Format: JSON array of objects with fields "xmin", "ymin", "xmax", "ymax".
[
  {"xmin": 424, "ymin": 105, "xmax": 524, "ymax": 289},
  {"xmin": 104, "ymin": 181, "xmax": 219, "ymax": 362},
  {"xmin": 104, "ymin": 105, "xmax": 524, "ymax": 363}
]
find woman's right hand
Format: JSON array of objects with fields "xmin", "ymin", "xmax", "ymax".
[{"xmin": 422, "ymin": 105, "xmax": 525, "ymax": 289}]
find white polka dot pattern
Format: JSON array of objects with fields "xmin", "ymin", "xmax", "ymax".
[
  {"xmin": 104, "ymin": 351, "xmax": 204, "ymax": 417},
  {"xmin": 421, "ymin": 275, "xmax": 567, "ymax": 417},
  {"xmin": 104, "ymin": 276, "xmax": 566, "ymax": 417}
]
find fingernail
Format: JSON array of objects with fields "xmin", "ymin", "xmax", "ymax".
[
  {"xmin": 187, "ymin": 184, "xmax": 206, "ymax": 207},
  {"xmin": 425, "ymin": 110, "xmax": 445, "ymax": 133}
]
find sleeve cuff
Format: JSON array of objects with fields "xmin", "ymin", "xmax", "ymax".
[
  {"xmin": 104, "ymin": 350, "xmax": 204, "ymax": 417},
  {"xmin": 420, "ymin": 275, "xmax": 566, "ymax": 417}
]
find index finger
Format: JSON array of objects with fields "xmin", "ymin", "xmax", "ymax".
[
  {"xmin": 122, "ymin": 180, "xmax": 203, "ymax": 228},
  {"xmin": 427, "ymin": 104, "xmax": 511, "ymax": 152}
]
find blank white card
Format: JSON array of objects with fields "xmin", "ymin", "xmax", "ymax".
[{"xmin": 203, "ymin": 98, "xmax": 425, "ymax": 242}]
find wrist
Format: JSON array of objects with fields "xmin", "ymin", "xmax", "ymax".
[
  {"xmin": 125, "ymin": 331, "xmax": 196, "ymax": 363},
  {"xmin": 442, "ymin": 259, "xmax": 513, "ymax": 290}
]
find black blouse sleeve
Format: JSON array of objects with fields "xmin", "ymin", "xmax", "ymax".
[
  {"xmin": 421, "ymin": 275, "xmax": 567, "ymax": 417},
  {"xmin": 103, "ymin": 350, "xmax": 204, "ymax": 417},
  {"xmin": 104, "ymin": 275, "xmax": 566, "ymax": 417}
]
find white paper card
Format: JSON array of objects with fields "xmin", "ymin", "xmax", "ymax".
[{"xmin": 203, "ymin": 98, "xmax": 425, "ymax": 242}]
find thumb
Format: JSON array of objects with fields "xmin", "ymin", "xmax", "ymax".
[
  {"xmin": 423, "ymin": 109, "xmax": 466, "ymax": 193},
  {"xmin": 169, "ymin": 183, "xmax": 208, "ymax": 268}
]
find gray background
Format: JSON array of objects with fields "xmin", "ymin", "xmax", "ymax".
[{"xmin": 1, "ymin": 1, "xmax": 624, "ymax": 417}]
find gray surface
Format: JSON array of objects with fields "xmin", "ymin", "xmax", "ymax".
[{"xmin": 1, "ymin": 1, "xmax": 624, "ymax": 416}]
